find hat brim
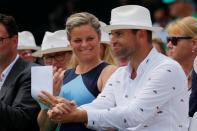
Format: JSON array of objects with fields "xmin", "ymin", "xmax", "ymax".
[
  {"xmin": 103, "ymin": 25, "xmax": 163, "ymax": 32},
  {"xmin": 101, "ymin": 41, "xmax": 110, "ymax": 44},
  {"xmin": 194, "ymin": 56, "xmax": 197, "ymax": 73},
  {"xmin": 17, "ymin": 46, "xmax": 40, "ymax": 50},
  {"xmin": 32, "ymin": 47, "xmax": 72, "ymax": 57}
]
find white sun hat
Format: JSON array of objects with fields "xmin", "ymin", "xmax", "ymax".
[
  {"xmin": 18, "ymin": 31, "xmax": 40, "ymax": 50},
  {"xmin": 103, "ymin": 5, "xmax": 163, "ymax": 32},
  {"xmin": 99, "ymin": 21, "xmax": 110, "ymax": 44},
  {"xmin": 32, "ymin": 30, "xmax": 72, "ymax": 57}
]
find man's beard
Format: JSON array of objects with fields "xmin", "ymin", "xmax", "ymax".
[{"xmin": 115, "ymin": 48, "xmax": 131, "ymax": 60}]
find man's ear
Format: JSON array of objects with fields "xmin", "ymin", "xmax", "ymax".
[
  {"xmin": 12, "ymin": 35, "xmax": 18, "ymax": 49},
  {"xmin": 136, "ymin": 30, "xmax": 148, "ymax": 42},
  {"xmin": 137, "ymin": 30, "xmax": 146, "ymax": 37}
]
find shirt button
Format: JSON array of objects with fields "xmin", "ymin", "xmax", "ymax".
[
  {"xmin": 124, "ymin": 118, "xmax": 127, "ymax": 123},
  {"xmin": 125, "ymin": 95, "xmax": 128, "ymax": 98}
]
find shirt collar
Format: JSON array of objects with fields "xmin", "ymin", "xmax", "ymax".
[
  {"xmin": 0, "ymin": 55, "xmax": 19, "ymax": 81},
  {"xmin": 126, "ymin": 48, "xmax": 158, "ymax": 77}
]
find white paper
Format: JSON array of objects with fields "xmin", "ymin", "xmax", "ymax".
[{"xmin": 31, "ymin": 66, "xmax": 53, "ymax": 109}]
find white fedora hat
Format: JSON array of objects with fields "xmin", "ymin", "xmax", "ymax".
[
  {"xmin": 18, "ymin": 31, "xmax": 40, "ymax": 50},
  {"xmin": 194, "ymin": 56, "xmax": 197, "ymax": 73},
  {"xmin": 100, "ymin": 21, "xmax": 110, "ymax": 44},
  {"xmin": 32, "ymin": 30, "xmax": 72, "ymax": 57},
  {"xmin": 103, "ymin": 5, "xmax": 163, "ymax": 32}
]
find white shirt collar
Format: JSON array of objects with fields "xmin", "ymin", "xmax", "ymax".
[
  {"xmin": 126, "ymin": 48, "xmax": 158, "ymax": 78},
  {"xmin": 0, "ymin": 55, "xmax": 19, "ymax": 89}
]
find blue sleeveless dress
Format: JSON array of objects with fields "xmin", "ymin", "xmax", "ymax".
[{"xmin": 59, "ymin": 62, "xmax": 109, "ymax": 131}]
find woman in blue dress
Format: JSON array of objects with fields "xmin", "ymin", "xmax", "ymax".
[{"xmin": 38, "ymin": 12, "xmax": 117, "ymax": 131}]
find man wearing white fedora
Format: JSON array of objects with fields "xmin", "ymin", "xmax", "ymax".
[
  {"xmin": 43, "ymin": 5, "xmax": 189, "ymax": 131},
  {"xmin": 17, "ymin": 31, "xmax": 41, "ymax": 63},
  {"xmin": 32, "ymin": 30, "xmax": 72, "ymax": 70}
]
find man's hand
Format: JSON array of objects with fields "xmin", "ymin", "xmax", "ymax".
[
  {"xmin": 53, "ymin": 67, "xmax": 65, "ymax": 96},
  {"xmin": 48, "ymin": 103, "xmax": 87, "ymax": 124}
]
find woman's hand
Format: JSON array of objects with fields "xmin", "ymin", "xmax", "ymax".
[
  {"xmin": 39, "ymin": 90, "xmax": 76, "ymax": 109},
  {"xmin": 38, "ymin": 91, "xmax": 59, "ymax": 107}
]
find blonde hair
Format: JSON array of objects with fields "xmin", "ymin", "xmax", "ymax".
[
  {"xmin": 101, "ymin": 44, "xmax": 117, "ymax": 65},
  {"xmin": 167, "ymin": 16, "xmax": 197, "ymax": 38},
  {"xmin": 66, "ymin": 12, "xmax": 101, "ymax": 41},
  {"xmin": 65, "ymin": 12, "xmax": 101, "ymax": 68},
  {"xmin": 68, "ymin": 53, "xmax": 79, "ymax": 68}
]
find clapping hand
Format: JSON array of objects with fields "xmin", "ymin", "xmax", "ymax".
[
  {"xmin": 38, "ymin": 91, "xmax": 76, "ymax": 108},
  {"xmin": 47, "ymin": 101, "xmax": 77, "ymax": 123},
  {"xmin": 53, "ymin": 67, "xmax": 65, "ymax": 96}
]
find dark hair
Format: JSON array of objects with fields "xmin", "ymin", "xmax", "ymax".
[
  {"xmin": 132, "ymin": 29, "xmax": 152, "ymax": 43},
  {"xmin": 0, "ymin": 13, "xmax": 18, "ymax": 37},
  {"xmin": 152, "ymin": 38, "xmax": 166, "ymax": 55}
]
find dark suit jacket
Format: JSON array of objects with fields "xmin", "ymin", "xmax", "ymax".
[
  {"xmin": 189, "ymin": 70, "xmax": 197, "ymax": 117},
  {"xmin": 0, "ymin": 57, "xmax": 40, "ymax": 131}
]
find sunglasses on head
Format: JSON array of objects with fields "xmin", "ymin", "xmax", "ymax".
[{"xmin": 167, "ymin": 36, "xmax": 192, "ymax": 46}]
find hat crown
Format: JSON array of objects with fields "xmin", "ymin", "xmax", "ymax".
[
  {"xmin": 100, "ymin": 21, "xmax": 110, "ymax": 44},
  {"xmin": 42, "ymin": 30, "xmax": 70, "ymax": 50},
  {"xmin": 110, "ymin": 5, "xmax": 152, "ymax": 28},
  {"xmin": 18, "ymin": 31, "xmax": 38, "ymax": 50},
  {"xmin": 103, "ymin": 5, "xmax": 162, "ymax": 32}
]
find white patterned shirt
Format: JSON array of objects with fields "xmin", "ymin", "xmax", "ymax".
[
  {"xmin": 81, "ymin": 48, "xmax": 189, "ymax": 131},
  {"xmin": 0, "ymin": 55, "xmax": 19, "ymax": 90}
]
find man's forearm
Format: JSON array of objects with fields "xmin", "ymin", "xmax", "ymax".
[{"xmin": 72, "ymin": 109, "xmax": 88, "ymax": 123}]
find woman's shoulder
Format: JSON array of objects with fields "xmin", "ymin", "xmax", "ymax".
[{"xmin": 102, "ymin": 64, "xmax": 117, "ymax": 74}]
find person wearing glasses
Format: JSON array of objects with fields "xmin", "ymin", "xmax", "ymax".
[
  {"xmin": 166, "ymin": 16, "xmax": 197, "ymax": 90},
  {"xmin": 0, "ymin": 13, "xmax": 40, "ymax": 130},
  {"xmin": 38, "ymin": 12, "xmax": 117, "ymax": 131},
  {"xmin": 32, "ymin": 30, "xmax": 72, "ymax": 70},
  {"xmin": 39, "ymin": 5, "xmax": 189, "ymax": 131}
]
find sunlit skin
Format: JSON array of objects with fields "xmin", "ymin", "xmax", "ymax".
[
  {"xmin": 110, "ymin": 29, "xmax": 138, "ymax": 60},
  {"xmin": 69, "ymin": 24, "xmax": 101, "ymax": 64},
  {"xmin": 43, "ymin": 51, "xmax": 72, "ymax": 70},
  {"xmin": 167, "ymin": 31, "xmax": 193, "ymax": 63},
  {"xmin": 110, "ymin": 29, "xmax": 152, "ymax": 66}
]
